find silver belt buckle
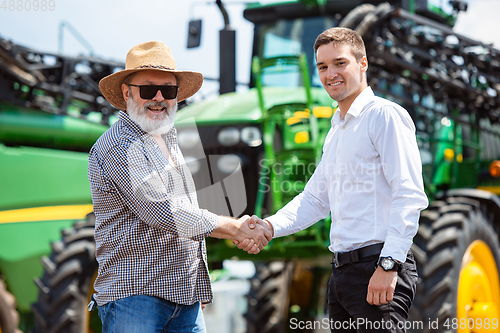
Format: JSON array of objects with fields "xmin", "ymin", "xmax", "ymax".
[{"xmin": 333, "ymin": 252, "xmax": 340, "ymax": 268}]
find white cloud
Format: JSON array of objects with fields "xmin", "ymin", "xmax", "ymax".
[{"xmin": 453, "ymin": 0, "xmax": 500, "ymax": 49}]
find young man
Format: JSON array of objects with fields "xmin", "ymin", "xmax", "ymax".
[
  {"xmin": 241, "ymin": 27, "xmax": 428, "ymax": 331},
  {"xmin": 89, "ymin": 41, "xmax": 270, "ymax": 333}
]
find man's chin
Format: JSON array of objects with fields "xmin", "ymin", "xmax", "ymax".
[
  {"xmin": 146, "ymin": 111, "xmax": 167, "ymax": 121},
  {"xmin": 149, "ymin": 121, "xmax": 174, "ymax": 135},
  {"xmin": 128, "ymin": 111, "xmax": 173, "ymax": 134},
  {"xmin": 127, "ymin": 98, "xmax": 177, "ymax": 134}
]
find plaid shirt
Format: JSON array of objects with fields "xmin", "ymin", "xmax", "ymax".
[{"xmin": 88, "ymin": 111, "xmax": 218, "ymax": 306}]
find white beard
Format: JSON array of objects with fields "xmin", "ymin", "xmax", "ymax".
[{"xmin": 127, "ymin": 97, "xmax": 178, "ymax": 135}]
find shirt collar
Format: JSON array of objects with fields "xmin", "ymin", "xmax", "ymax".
[
  {"xmin": 331, "ymin": 86, "xmax": 374, "ymax": 126},
  {"xmin": 119, "ymin": 110, "xmax": 147, "ymax": 137}
]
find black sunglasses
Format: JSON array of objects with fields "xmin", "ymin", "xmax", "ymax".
[{"xmin": 127, "ymin": 84, "xmax": 178, "ymax": 100}]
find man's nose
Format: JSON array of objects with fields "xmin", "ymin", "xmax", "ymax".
[
  {"xmin": 152, "ymin": 89, "xmax": 165, "ymax": 102},
  {"xmin": 326, "ymin": 67, "xmax": 338, "ymax": 79}
]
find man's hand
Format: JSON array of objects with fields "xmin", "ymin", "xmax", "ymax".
[
  {"xmin": 233, "ymin": 216, "xmax": 274, "ymax": 253},
  {"xmin": 235, "ymin": 215, "xmax": 272, "ymax": 254},
  {"xmin": 366, "ymin": 266, "xmax": 398, "ymax": 305},
  {"xmin": 210, "ymin": 215, "xmax": 272, "ymax": 254}
]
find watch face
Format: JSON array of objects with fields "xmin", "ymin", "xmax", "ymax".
[{"xmin": 381, "ymin": 258, "xmax": 394, "ymax": 270}]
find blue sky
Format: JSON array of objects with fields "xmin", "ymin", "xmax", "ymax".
[{"xmin": 0, "ymin": 0, "xmax": 498, "ymax": 99}]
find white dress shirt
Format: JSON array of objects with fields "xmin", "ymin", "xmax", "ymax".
[{"xmin": 267, "ymin": 87, "xmax": 428, "ymax": 263}]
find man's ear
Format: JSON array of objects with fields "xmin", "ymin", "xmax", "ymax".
[
  {"xmin": 122, "ymin": 83, "xmax": 130, "ymax": 103},
  {"xmin": 360, "ymin": 56, "xmax": 368, "ymax": 73}
]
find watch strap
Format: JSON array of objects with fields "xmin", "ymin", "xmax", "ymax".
[{"xmin": 378, "ymin": 256, "xmax": 401, "ymax": 272}]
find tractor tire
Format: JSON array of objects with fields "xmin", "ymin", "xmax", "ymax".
[
  {"xmin": 245, "ymin": 261, "xmax": 294, "ymax": 333},
  {"xmin": 415, "ymin": 197, "xmax": 500, "ymax": 332},
  {"xmin": 408, "ymin": 200, "xmax": 447, "ymax": 332},
  {"xmin": 31, "ymin": 213, "xmax": 99, "ymax": 333},
  {"xmin": 0, "ymin": 279, "xmax": 22, "ymax": 333}
]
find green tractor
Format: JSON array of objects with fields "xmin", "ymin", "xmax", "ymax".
[
  {"xmin": 0, "ymin": 36, "xmax": 123, "ymax": 332},
  {"xmin": 1, "ymin": 0, "xmax": 500, "ymax": 332}
]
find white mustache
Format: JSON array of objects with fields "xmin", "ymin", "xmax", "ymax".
[{"xmin": 143, "ymin": 101, "xmax": 170, "ymax": 113}]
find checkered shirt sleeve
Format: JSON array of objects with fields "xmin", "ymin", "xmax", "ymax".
[{"xmin": 88, "ymin": 111, "xmax": 218, "ymax": 306}]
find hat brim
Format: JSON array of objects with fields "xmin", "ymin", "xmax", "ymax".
[{"xmin": 99, "ymin": 68, "xmax": 203, "ymax": 110}]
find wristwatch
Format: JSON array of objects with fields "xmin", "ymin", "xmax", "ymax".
[{"xmin": 378, "ymin": 257, "xmax": 401, "ymax": 272}]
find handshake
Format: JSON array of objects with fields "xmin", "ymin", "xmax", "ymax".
[{"xmin": 211, "ymin": 215, "xmax": 274, "ymax": 254}]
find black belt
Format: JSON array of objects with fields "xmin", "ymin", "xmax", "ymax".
[{"xmin": 331, "ymin": 243, "xmax": 384, "ymax": 268}]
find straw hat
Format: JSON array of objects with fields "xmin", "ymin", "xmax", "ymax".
[{"xmin": 99, "ymin": 41, "xmax": 203, "ymax": 110}]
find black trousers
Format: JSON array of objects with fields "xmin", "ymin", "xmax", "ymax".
[{"xmin": 327, "ymin": 251, "xmax": 418, "ymax": 332}]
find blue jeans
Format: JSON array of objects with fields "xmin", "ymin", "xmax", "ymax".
[{"xmin": 98, "ymin": 295, "xmax": 206, "ymax": 333}]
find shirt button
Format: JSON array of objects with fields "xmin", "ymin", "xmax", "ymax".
[
  {"xmin": 337, "ymin": 150, "xmax": 340, "ymax": 154},
  {"xmin": 337, "ymin": 221, "xmax": 341, "ymax": 225},
  {"xmin": 337, "ymin": 199, "xmax": 339, "ymax": 202},
  {"xmin": 342, "ymin": 126, "xmax": 345, "ymax": 129},
  {"xmin": 335, "ymin": 239, "xmax": 339, "ymax": 243},
  {"xmin": 337, "ymin": 174, "xmax": 339, "ymax": 177}
]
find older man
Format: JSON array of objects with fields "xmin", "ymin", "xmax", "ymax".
[{"xmin": 88, "ymin": 41, "xmax": 270, "ymax": 333}]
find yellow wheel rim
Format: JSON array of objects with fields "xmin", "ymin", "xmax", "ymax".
[
  {"xmin": 84, "ymin": 270, "xmax": 98, "ymax": 333},
  {"xmin": 457, "ymin": 240, "xmax": 500, "ymax": 332}
]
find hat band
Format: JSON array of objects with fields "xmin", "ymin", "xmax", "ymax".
[{"xmin": 134, "ymin": 65, "xmax": 175, "ymax": 70}]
